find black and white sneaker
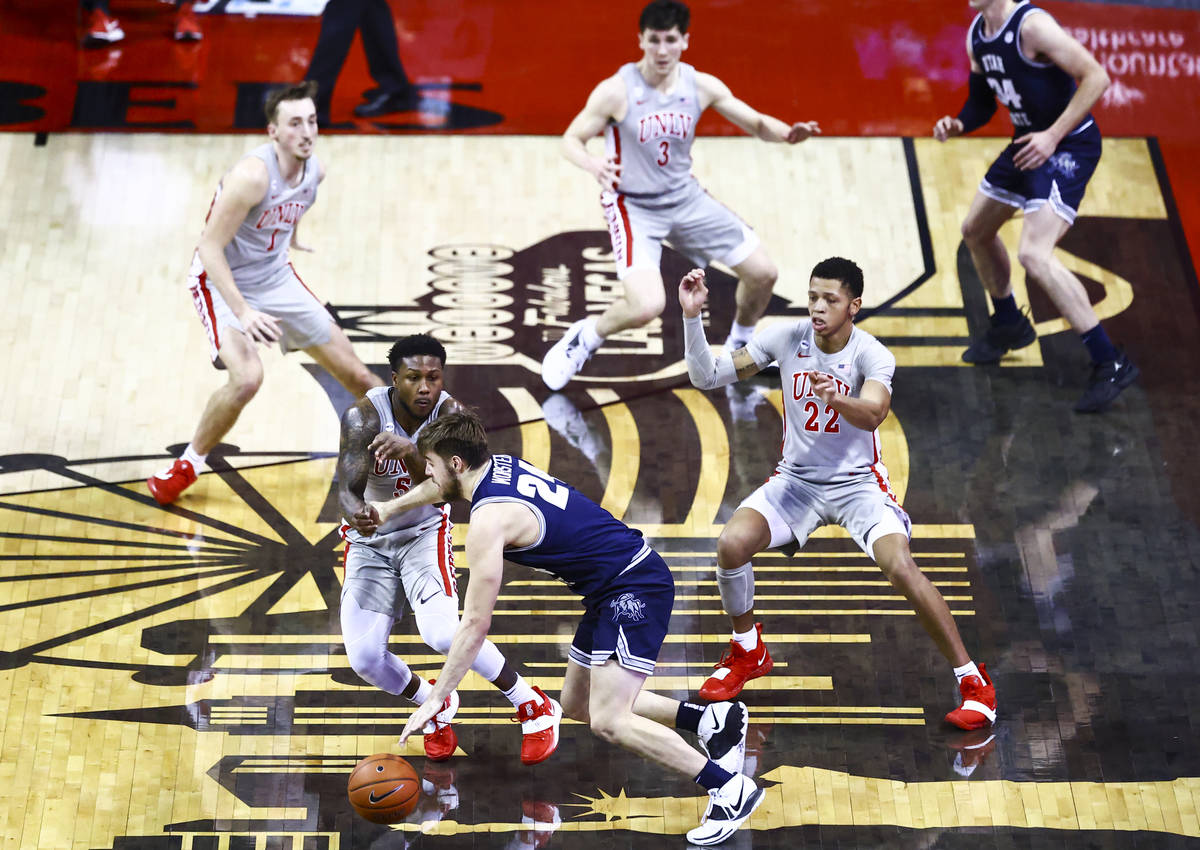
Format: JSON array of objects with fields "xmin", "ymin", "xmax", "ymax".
[
  {"xmin": 686, "ymin": 773, "xmax": 764, "ymax": 846},
  {"xmin": 1074, "ymin": 350, "xmax": 1139, "ymax": 413},
  {"xmin": 962, "ymin": 311, "xmax": 1037, "ymax": 364},
  {"xmin": 541, "ymin": 319, "xmax": 594, "ymax": 390},
  {"xmin": 698, "ymin": 701, "xmax": 748, "ymax": 774}
]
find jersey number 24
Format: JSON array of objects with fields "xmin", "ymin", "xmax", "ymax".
[{"xmin": 516, "ymin": 460, "xmax": 569, "ymax": 510}]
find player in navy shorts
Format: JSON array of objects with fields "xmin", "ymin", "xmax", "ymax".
[
  {"xmin": 934, "ymin": 0, "xmax": 1137, "ymax": 412},
  {"xmin": 371, "ymin": 410, "xmax": 762, "ymax": 845}
]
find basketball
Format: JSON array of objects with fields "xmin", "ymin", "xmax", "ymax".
[{"xmin": 347, "ymin": 754, "xmax": 420, "ymax": 823}]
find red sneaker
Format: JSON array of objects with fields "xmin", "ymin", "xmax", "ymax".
[
  {"xmin": 173, "ymin": 2, "xmax": 202, "ymax": 41},
  {"xmin": 85, "ymin": 9, "xmax": 124, "ymax": 45},
  {"xmin": 519, "ymin": 798, "xmax": 561, "ymax": 848},
  {"xmin": 945, "ymin": 663, "xmax": 997, "ymax": 730},
  {"xmin": 421, "ymin": 683, "xmax": 459, "ymax": 762},
  {"xmin": 514, "ymin": 686, "xmax": 561, "ymax": 765},
  {"xmin": 147, "ymin": 459, "xmax": 197, "ymax": 505},
  {"xmin": 699, "ymin": 623, "xmax": 773, "ymax": 701}
]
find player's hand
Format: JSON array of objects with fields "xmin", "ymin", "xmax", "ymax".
[
  {"xmin": 370, "ymin": 432, "xmax": 418, "ymax": 463},
  {"xmin": 678, "ymin": 268, "xmax": 709, "ymax": 318},
  {"xmin": 933, "ymin": 115, "xmax": 964, "ymax": 142},
  {"xmin": 1013, "ymin": 130, "xmax": 1059, "ymax": 170},
  {"xmin": 592, "ymin": 156, "xmax": 620, "ymax": 191},
  {"xmin": 238, "ymin": 308, "xmax": 283, "ymax": 344},
  {"xmin": 809, "ymin": 370, "xmax": 838, "ymax": 404},
  {"xmin": 786, "ymin": 120, "xmax": 821, "ymax": 143},
  {"xmin": 398, "ymin": 700, "xmax": 440, "ymax": 746},
  {"xmin": 348, "ymin": 503, "xmax": 381, "ymax": 535}
]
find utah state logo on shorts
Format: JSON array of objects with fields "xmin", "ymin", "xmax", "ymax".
[{"xmin": 609, "ymin": 592, "xmax": 647, "ymax": 623}]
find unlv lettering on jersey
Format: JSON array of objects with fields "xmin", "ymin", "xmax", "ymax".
[
  {"xmin": 792, "ymin": 371, "xmax": 852, "ymax": 400},
  {"xmin": 254, "ymin": 201, "xmax": 306, "ymax": 230},
  {"xmin": 637, "ymin": 112, "xmax": 694, "ymax": 144}
]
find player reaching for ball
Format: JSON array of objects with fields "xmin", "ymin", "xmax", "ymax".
[
  {"xmin": 541, "ymin": 0, "xmax": 820, "ymax": 391},
  {"xmin": 372, "ymin": 410, "xmax": 762, "ymax": 846},
  {"xmin": 678, "ymin": 260, "xmax": 998, "ymax": 731},
  {"xmin": 337, "ymin": 335, "xmax": 559, "ymax": 766}
]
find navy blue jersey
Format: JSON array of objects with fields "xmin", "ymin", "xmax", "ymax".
[
  {"xmin": 969, "ymin": 2, "xmax": 1093, "ymax": 137},
  {"xmin": 469, "ymin": 454, "xmax": 652, "ymax": 603}
]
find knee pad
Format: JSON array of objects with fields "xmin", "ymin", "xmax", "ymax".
[
  {"xmin": 416, "ymin": 611, "xmax": 458, "ymax": 656},
  {"xmin": 716, "ymin": 562, "xmax": 755, "ymax": 617}
]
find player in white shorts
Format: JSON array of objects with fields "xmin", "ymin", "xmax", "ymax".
[
  {"xmin": 542, "ymin": 0, "xmax": 820, "ymax": 390},
  {"xmin": 338, "ymin": 335, "xmax": 561, "ymax": 765},
  {"xmin": 147, "ymin": 81, "xmax": 383, "ymax": 505},
  {"xmin": 679, "ymin": 258, "xmax": 998, "ymax": 730}
]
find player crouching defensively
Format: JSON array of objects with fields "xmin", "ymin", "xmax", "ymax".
[
  {"xmin": 679, "ymin": 261, "xmax": 997, "ymax": 731},
  {"xmin": 337, "ymin": 335, "xmax": 559, "ymax": 766},
  {"xmin": 372, "ymin": 411, "xmax": 763, "ymax": 845}
]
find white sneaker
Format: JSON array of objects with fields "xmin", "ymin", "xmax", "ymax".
[
  {"xmin": 541, "ymin": 319, "xmax": 594, "ymax": 390},
  {"xmin": 541, "ymin": 393, "xmax": 608, "ymax": 469},
  {"xmin": 686, "ymin": 773, "xmax": 763, "ymax": 845},
  {"xmin": 698, "ymin": 701, "xmax": 748, "ymax": 774}
]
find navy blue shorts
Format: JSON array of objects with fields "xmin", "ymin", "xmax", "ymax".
[
  {"xmin": 568, "ymin": 551, "xmax": 675, "ymax": 676},
  {"xmin": 980, "ymin": 121, "xmax": 1101, "ymax": 225}
]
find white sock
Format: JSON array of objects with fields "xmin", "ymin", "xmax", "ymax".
[
  {"xmin": 580, "ymin": 317, "xmax": 604, "ymax": 352},
  {"xmin": 726, "ymin": 321, "xmax": 756, "ymax": 347},
  {"xmin": 411, "ymin": 677, "xmax": 433, "ymax": 705},
  {"xmin": 732, "ymin": 625, "xmax": 758, "ymax": 652},
  {"xmin": 181, "ymin": 444, "xmax": 208, "ymax": 471},
  {"xmin": 501, "ymin": 676, "xmax": 539, "ymax": 708},
  {"xmin": 953, "ymin": 660, "xmax": 981, "ymax": 684}
]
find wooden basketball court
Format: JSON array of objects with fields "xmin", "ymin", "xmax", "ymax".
[{"xmin": 3, "ymin": 1, "xmax": 1200, "ymax": 848}]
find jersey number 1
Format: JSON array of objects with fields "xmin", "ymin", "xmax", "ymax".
[{"xmin": 515, "ymin": 459, "xmax": 569, "ymax": 510}]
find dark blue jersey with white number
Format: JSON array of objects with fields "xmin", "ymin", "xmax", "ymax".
[
  {"xmin": 969, "ymin": 2, "xmax": 1094, "ymax": 137},
  {"xmin": 469, "ymin": 454, "xmax": 652, "ymax": 603}
]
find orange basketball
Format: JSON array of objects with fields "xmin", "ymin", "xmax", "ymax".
[{"xmin": 348, "ymin": 753, "xmax": 420, "ymax": 823}]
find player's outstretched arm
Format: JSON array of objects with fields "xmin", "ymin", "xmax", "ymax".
[
  {"xmin": 562, "ymin": 77, "xmax": 625, "ymax": 191},
  {"xmin": 336, "ymin": 401, "xmax": 383, "ymax": 534},
  {"xmin": 679, "ymin": 269, "xmax": 764, "ymax": 389},
  {"xmin": 398, "ymin": 506, "xmax": 510, "ymax": 745},
  {"xmin": 697, "ymin": 72, "xmax": 820, "ymax": 144},
  {"xmin": 934, "ymin": 28, "xmax": 992, "ymax": 141},
  {"xmin": 1012, "ymin": 12, "xmax": 1109, "ymax": 170},
  {"xmin": 370, "ymin": 478, "xmax": 444, "ymax": 524},
  {"xmin": 196, "ymin": 157, "xmax": 283, "ymax": 343}
]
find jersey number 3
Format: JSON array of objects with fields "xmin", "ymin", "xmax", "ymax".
[
  {"xmin": 657, "ymin": 140, "xmax": 670, "ymax": 166},
  {"xmin": 516, "ymin": 460, "xmax": 569, "ymax": 510}
]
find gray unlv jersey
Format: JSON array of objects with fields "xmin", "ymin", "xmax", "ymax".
[
  {"xmin": 747, "ymin": 321, "xmax": 896, "ymax": 484},
  {"xmin": 210, "ymin": 143, "xmax": 321, "ymax": 288},
  {"xmin": 604, "ymin": 62, "xmax": 703, "ymax": 204},
  {"xmin": 345, "ymin": 386, "xmax": 452, "ymax": 539}
]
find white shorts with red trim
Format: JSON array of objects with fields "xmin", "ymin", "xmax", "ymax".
[
  {"xmin": 339, "ymin": 507, "xmax": 457, "ymax": 618},
  {"xmin": 739, "ymin": 470, "xmax": 911, "ymax": 561},
  {"xmin": 600, "ymin": 182, "xmax": 759, "ymax": 281},
  {"xmin": 186, "ymin": 252, "xmax": 335, "ymax": 363}
]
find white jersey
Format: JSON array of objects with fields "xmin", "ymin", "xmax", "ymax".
[
  {"xmin": 604, "ymin": 62, "xmax": 702, "ymax": 204},
  {"xmin": 200, "ymin": 142, "xmax": 321, "ymax": 289},
  {"xmin": 351, "ymin": 386, "xmax": 452, "ymax": 538},
  {"xmin": 748, "ymin": 321, "xmax": 896, "ymax": 484}
]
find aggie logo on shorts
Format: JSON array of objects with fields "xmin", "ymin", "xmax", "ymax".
[{"xmin": 610, "ymin": 592, "xmax": 647, "ymax": 623}]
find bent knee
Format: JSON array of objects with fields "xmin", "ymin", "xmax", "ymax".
[
  {"xmin": 717, "ymin": 526, "xmax": 762, "ymax": 569},
  {"xmin": 345, "ymin": 645, "xmax": 388, "ymax": 685},
  {"xmin": 1016, "ymin": 246, "xmax": 1051, "ymax": 279},
  {"xmin": 589, "ymin": 715, "xmax": 623, "ymax": 745},
  {"xmin": 560, "ymin": 696, "xmax": 589, "ymax": 724}
]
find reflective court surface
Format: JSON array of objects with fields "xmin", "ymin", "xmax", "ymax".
[{"xmin": 2, "ymin": 2, "xmax": 1200, "ymax": 849}]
